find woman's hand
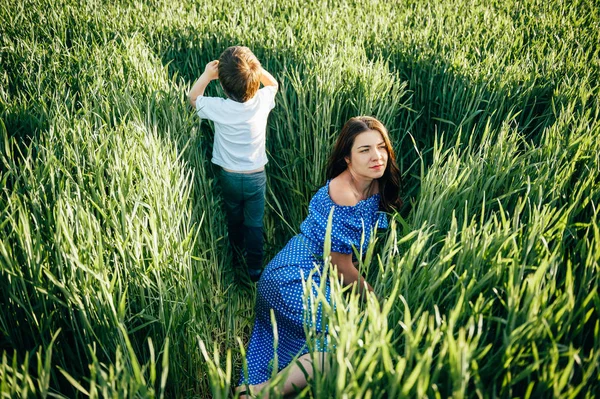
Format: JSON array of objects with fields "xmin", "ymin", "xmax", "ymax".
[{"xmin": 330, "ymin": 252, "xmax": 373, "ymax": 297}]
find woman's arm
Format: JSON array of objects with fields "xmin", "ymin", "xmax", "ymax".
[{"xmin": 330, "ymin": 251, "xmax": 372, "ymax": 296}]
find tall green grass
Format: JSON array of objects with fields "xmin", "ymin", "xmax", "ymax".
[{"xmin": 1, "ymin": 0, "xmax": 598, "ymax": 397}]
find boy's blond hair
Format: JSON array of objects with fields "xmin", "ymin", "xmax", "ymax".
[{"xmin": 218, "ymin": 46, "xmax": 261, "ymax": 103}]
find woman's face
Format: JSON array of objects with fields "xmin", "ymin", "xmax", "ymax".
[{"xmin": 345, "ymin": 129, "xmax": 389, "ymax": 179}]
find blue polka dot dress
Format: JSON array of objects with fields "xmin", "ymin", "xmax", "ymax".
[{"xmin": 239, "ymin": 180, "xmax": 388, "ymax": 385}]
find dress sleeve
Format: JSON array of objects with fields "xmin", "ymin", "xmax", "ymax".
[
  {"xmin": 300, "ymin": 186, "xmax": 386, "ymax": 256},
  {"xmin": 329, "ymin": 207, "xmax": 357, "ymax": 254},
  {"xmin": 300, "ymin": 189, "xmax": 357, "ymax": 255},
  {"xmin": 376, "ymin": 211, "xmax": 389, "ymax": 230},
  {"xmin": 327, "ymin": 200, "xmax": 388, "ymax": 255}
]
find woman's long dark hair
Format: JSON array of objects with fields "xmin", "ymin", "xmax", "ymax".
[{"xmin": 325, "ymin": 116, "xmax": 402, "ymax": 212}]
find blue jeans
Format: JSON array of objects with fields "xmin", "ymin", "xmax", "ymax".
[{"xmin": 219, "ymin": 169, "xmax": 266, "ymax": 276}]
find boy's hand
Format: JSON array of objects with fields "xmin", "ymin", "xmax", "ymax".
[
  {"xmin": 203, "ymin": 60, "xmax": 219, "ymax": 80},
  {"xmin": 188, "ymin": 60, "xmax": 219, "ymax": 107},
  {"xmin": 259, "ymin": 67, "xmax": 278, "ymax": 89}
]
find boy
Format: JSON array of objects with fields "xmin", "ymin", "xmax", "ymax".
[{"xmin": 188, "ymin": 46, "xmax": 278, "ymax": 283}]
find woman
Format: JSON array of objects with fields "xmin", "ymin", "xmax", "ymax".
[{"xmin": 237, "ymin": 116, "xmax": 402, "ymax": 397}]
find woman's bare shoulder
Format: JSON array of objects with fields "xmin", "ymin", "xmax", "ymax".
[{"xmin": 329, "ymin": 174, "xmax": 357, "ymax": 207}]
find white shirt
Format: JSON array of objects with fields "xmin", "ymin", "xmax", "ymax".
[{"xmin": 195, "ymin": 86, "xmax": 277, "ymax": 172}]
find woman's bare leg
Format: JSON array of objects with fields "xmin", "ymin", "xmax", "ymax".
[
  {"xmin": 235, "ymin": 352, "xmax": 327, "ymax": 398},
  {"xmin": 279, "ymin": 352, "xmax": 322, "ymax": 394}
]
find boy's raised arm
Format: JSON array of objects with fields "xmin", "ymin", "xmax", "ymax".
[
  {"xmin": 260, "ymin": 67, "xmax": 278, "ymax": 89},
  {"xmin": 188, "ymin": 60, "xmax": 219, "ymax": 108}
]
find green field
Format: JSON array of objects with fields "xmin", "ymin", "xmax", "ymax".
[{"xmin": 1, "ymin": 0, "xmax": 599, "ymax": 397}]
